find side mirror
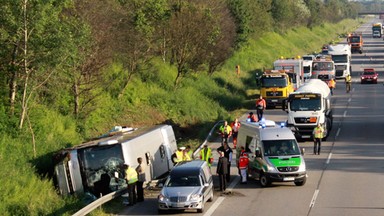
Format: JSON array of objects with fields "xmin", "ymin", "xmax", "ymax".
[
  {"xmin": 204, "ymin": 183, "xmax": 209, "ymax": 187},
  {"xmin": 158, "ymin": 183, "xmax": 164, "ymax": 188}
]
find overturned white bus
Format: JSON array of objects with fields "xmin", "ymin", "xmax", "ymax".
[{"xmin": 53, "ymin": 125, "xmax": 178, "ymax": 196}]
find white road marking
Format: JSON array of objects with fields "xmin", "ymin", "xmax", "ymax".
[
  {"xmin": 309, "ymin": 189, "xmax": 320, "ymax": 208},
  {"xmin": 343, "ymin": 110, "xmax": 347, "ymax": 117},
  {"xmin": 203, "ymin": 176, "xmax": 240, "ymax": 216},
  {"xmin": 326, "ymin": 153, "xmax": 332, "ymax": 165},
  {"xmin": 348, "ymin": 98, "xmax": 351, "ymax": 103},
  {"xmin": 336, "ymin": 128, "xmax": 341, "ymax": 137}
]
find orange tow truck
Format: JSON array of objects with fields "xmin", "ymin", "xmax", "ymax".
[{"xmin": 347, "ymin": 32, "xmax": 363, "ymax": 54}]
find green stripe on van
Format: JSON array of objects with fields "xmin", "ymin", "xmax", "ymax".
[{"xmin": 269, "ymin": 157, "xmax": 301, "ymax": 167}]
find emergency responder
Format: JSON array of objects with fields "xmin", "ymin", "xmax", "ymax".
[
  {"xmin": 255, "ymin": 96, "xmax": 267, "ymax": 120},
  {"xmin": 182, "ymin": 147, "xmax": 191, "ymax": 161},
  {"xmin": 230, "ymin": 118, "xmax": 241, "ymax": 149},
  {"xmin": 219, "ymin": 121, "xmax": 232, "ymax": 145},
  {"xmin": 185, "ymin": 145, "xmax": 193, "ymax": 160},
  {"xmin": 238, "ymin": 152, "xmax": 249, "ymax": 184},
  {"xmin": 200, "ymin": 144, "xmax": 213, "ymax": 167},
  {"xmin": 247, "ymin": 112, "xmax": 258, "ymax": 122},
  {"xmin": 328, "ymin": 79, "xmax": 336, "ymax": 95},
  {"xmin": 124, "ymin": 163, "xmax": 138, "ymax": 206},
  {"xmin": 172, "ymin": 147, "xmax": 185, "ymax": 164},
  {"xmin": 345, "ymin": 74, "xmax": 352, "ymax": 93},
  {"xmin": 312, "ymin": 123, "xmax": 324, "ymax": 155}
]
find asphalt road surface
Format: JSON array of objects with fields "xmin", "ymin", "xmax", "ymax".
[{"xmin": 117, "ymin": 18, "xmax": 384, "ymax": 216}]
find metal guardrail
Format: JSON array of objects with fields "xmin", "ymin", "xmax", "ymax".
[
  {"xmin": 72, "ymin": 188, "xmax": 127, "ymax": 216},
  {"xmin": 72, "ymin": 120, "xmax": 224, "ymax": 216}
]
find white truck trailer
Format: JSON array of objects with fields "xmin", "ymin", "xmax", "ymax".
[
  {"xmin": 283, "ymin": 79, "xmax": 333, "ymax": 140},
  {"xmin": 302, "ymin": 55, "xmax": 315, "ymax": 80},
  {"xmin": 53, "ymin": 125, "xmax": 178, "ymax": 196},
  {"xmin": 236, "ymin": 120, "xmax": 307, "ymax": 187},
  {"xmin": 328, "ymin": 44, "xmax": 351, "ymax": 79}
]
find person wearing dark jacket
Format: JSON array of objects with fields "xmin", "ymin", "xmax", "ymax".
[
  {"xmin": 217, "ymin": 142, "xmax": 233, "ymax": 182},
  {"xmin": 216, "ymin": 151, "xmax": 229, "ymax": 192}
]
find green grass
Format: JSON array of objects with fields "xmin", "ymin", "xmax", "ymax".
[{"xmin": 0, "ymin": 18, "xmax": 361, "ymax": 215}]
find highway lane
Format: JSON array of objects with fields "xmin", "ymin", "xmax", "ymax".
[{"xmin": 118, "ymin": 19, "xmax": 384, "ymax": 216}]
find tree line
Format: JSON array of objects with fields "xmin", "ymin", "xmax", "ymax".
[{"xmin": 0, "ymin": 0, "xmax": 361, "ymax": 133}]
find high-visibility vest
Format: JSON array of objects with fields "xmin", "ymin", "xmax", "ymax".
[
  {"xmin": 125, "ymin": 167, "xmax": 138, "ymax": 184},
  {"xmin": 200, "ymin": 148, "xmax": 212, "ymax": 162},
  {"xmin": 219, "ymin": 125, "xmax": 232, "ymax": 135},
  {"xmin": 328, "ymin": 80, "xmax": 335, "ymax": 88},
  {"xmin": 183, "ymin": 152, "xmax": 191, "ymax": 161},
  {"xmin": 231, "ymin": 122, "xmax": 241, "ymax": 132},
  {"xmin": 175, "ymin": 150, "xmax": 183, "ymax": 162},
  {"xmin": 238, "ymin": 155, "xmax": 249, "ymax": 169},
  {"xmin": 346, "ymin": 75, "xmax": 351, "ymax": 83},
  {"xmin": 313, "ymin": 127, "xmax": 324, "ymax": 138}
]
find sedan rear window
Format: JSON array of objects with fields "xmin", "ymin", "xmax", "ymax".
[{"xmin": 166, "ymin": 176, "xmax": 201, "ymax": 187}]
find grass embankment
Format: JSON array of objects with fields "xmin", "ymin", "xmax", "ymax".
[{"xmin": 0, "ymin": 19, "xmax": 361, "ymax": 215}]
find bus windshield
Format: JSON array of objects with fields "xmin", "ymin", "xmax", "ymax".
[{"xmin": 78, "ymin": 144, "xmax": 124, "ymax": 191}]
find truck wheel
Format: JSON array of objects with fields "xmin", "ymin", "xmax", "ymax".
[
  {"xmin": 259, "ymin": 172, "xmax": 271, "ymax": 187},
  {"xmin": 294, "ymin": 177, "xmax": 307, "ymax": 186}
]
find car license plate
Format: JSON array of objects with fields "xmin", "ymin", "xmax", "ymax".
[
  {"xmin": 283, "ymin": 177, "xmax": 294, "ymax": 181},
  {"xmin": 271, "ymin": 99, "xmax": 278, "ymax": 102},
  {"xmin": 367, "ymin": 79, "xmax": 372, "ymax": 81},
  {"xmin": 302, "ymin": 135, "xmax": 310, "ymax": 138},
  {"xmin": 173, "ymin": 203, "xmax": 184, "ymax": 208}
]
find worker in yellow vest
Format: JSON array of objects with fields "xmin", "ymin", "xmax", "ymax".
[
  {"xmin": 312, "ymin": 123, "xmax": 324, "ymax": 155},
  {"xmin": 200, "ymin": 144, "xmax": 213, "ymax": 167},
  {"xmin": 124, "ymin": 163, "xmax": 138, "ymax": 206}
]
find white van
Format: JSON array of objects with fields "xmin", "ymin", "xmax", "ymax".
[{"xmin": 236, "ymin": 120, "xmax": 307, "ymax": 187}]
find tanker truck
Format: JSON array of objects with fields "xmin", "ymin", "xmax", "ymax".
[{"xmin": 282, "ymin": 79, "xmax": 333, "ymax": 141}]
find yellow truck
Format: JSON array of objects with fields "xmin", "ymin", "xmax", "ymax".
[{"xmin": 260, "ymin": 70, "xmax": 294, "ymax": 109}]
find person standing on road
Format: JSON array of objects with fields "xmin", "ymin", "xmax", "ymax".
[
  {"xmin": 124, "ymin": 163, "xmax": 138, "ymax": 206},
  {"xmin": 312, "ymin": 123, "xmax": 324, "ymax": 155},
  {"xmin": 216, "ymin": 151, "xmax": 228, "ymax": 192},
  {"xmin": 328, "ymin": 78, "xmax": 336, "ymax": 95},
  {"xmin": 217, "ymin": 142, "xmax": 233, "ymax": 182},
  {"xmin": 200, "ymin": 144, "xmax": 213, "ymax": 167},
  {"xmin": 230, "ymin": 118, "xmax": 241, "ymax": 149},
  {"xmin": 135, "ymin": 157, "xmax": 146, "ymax": 202},
  {"xmin": 219, "ymin": 121, "xmax": 232, "ymax": 145},
  {"xmin": 256, "ymin": 96, "xmax": 267, "ymax": 120},
  {"xmin": 238, "ymin": 152, "xmax": 249, "ymax": 184},
  {"xmin": 345, "ymin": 74, "xmax": 352, "ymax": 93}
]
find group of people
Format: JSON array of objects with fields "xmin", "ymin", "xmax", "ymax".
[
  {"xmin": 123, "ymin": 157, "xmax": 147, "ymax": 206},
  {"xmin": 328, "ymin": 74, "xmax": 353, "ymax": 95},
  {"xmin": 172, "ymin": 145, "xmax": 193, "ymax": 164}
]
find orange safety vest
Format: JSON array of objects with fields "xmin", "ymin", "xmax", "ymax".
[{"xmin": 328, "ymin": 79, "xmax": 336, "ymax": 88}]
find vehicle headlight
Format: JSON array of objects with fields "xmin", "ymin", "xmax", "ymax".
[
  {"xmin": 158, "ymin": 194, "xmax": 169, "ymax": 202},
  {"xmin": 267, "ymin": 164, "xmax": 277, "ymax": 172},
  {"xmin": 298, "ymin": 162, "xmax": 306, "ymax": 172},
  {"xmin": 190, "ymin": 194, "xmax": 202, "ymax": 202}
]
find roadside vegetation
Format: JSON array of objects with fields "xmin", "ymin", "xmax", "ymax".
[{"xmin": 0, "ymin": 0, "xmax": 365, "ymax": 215}]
